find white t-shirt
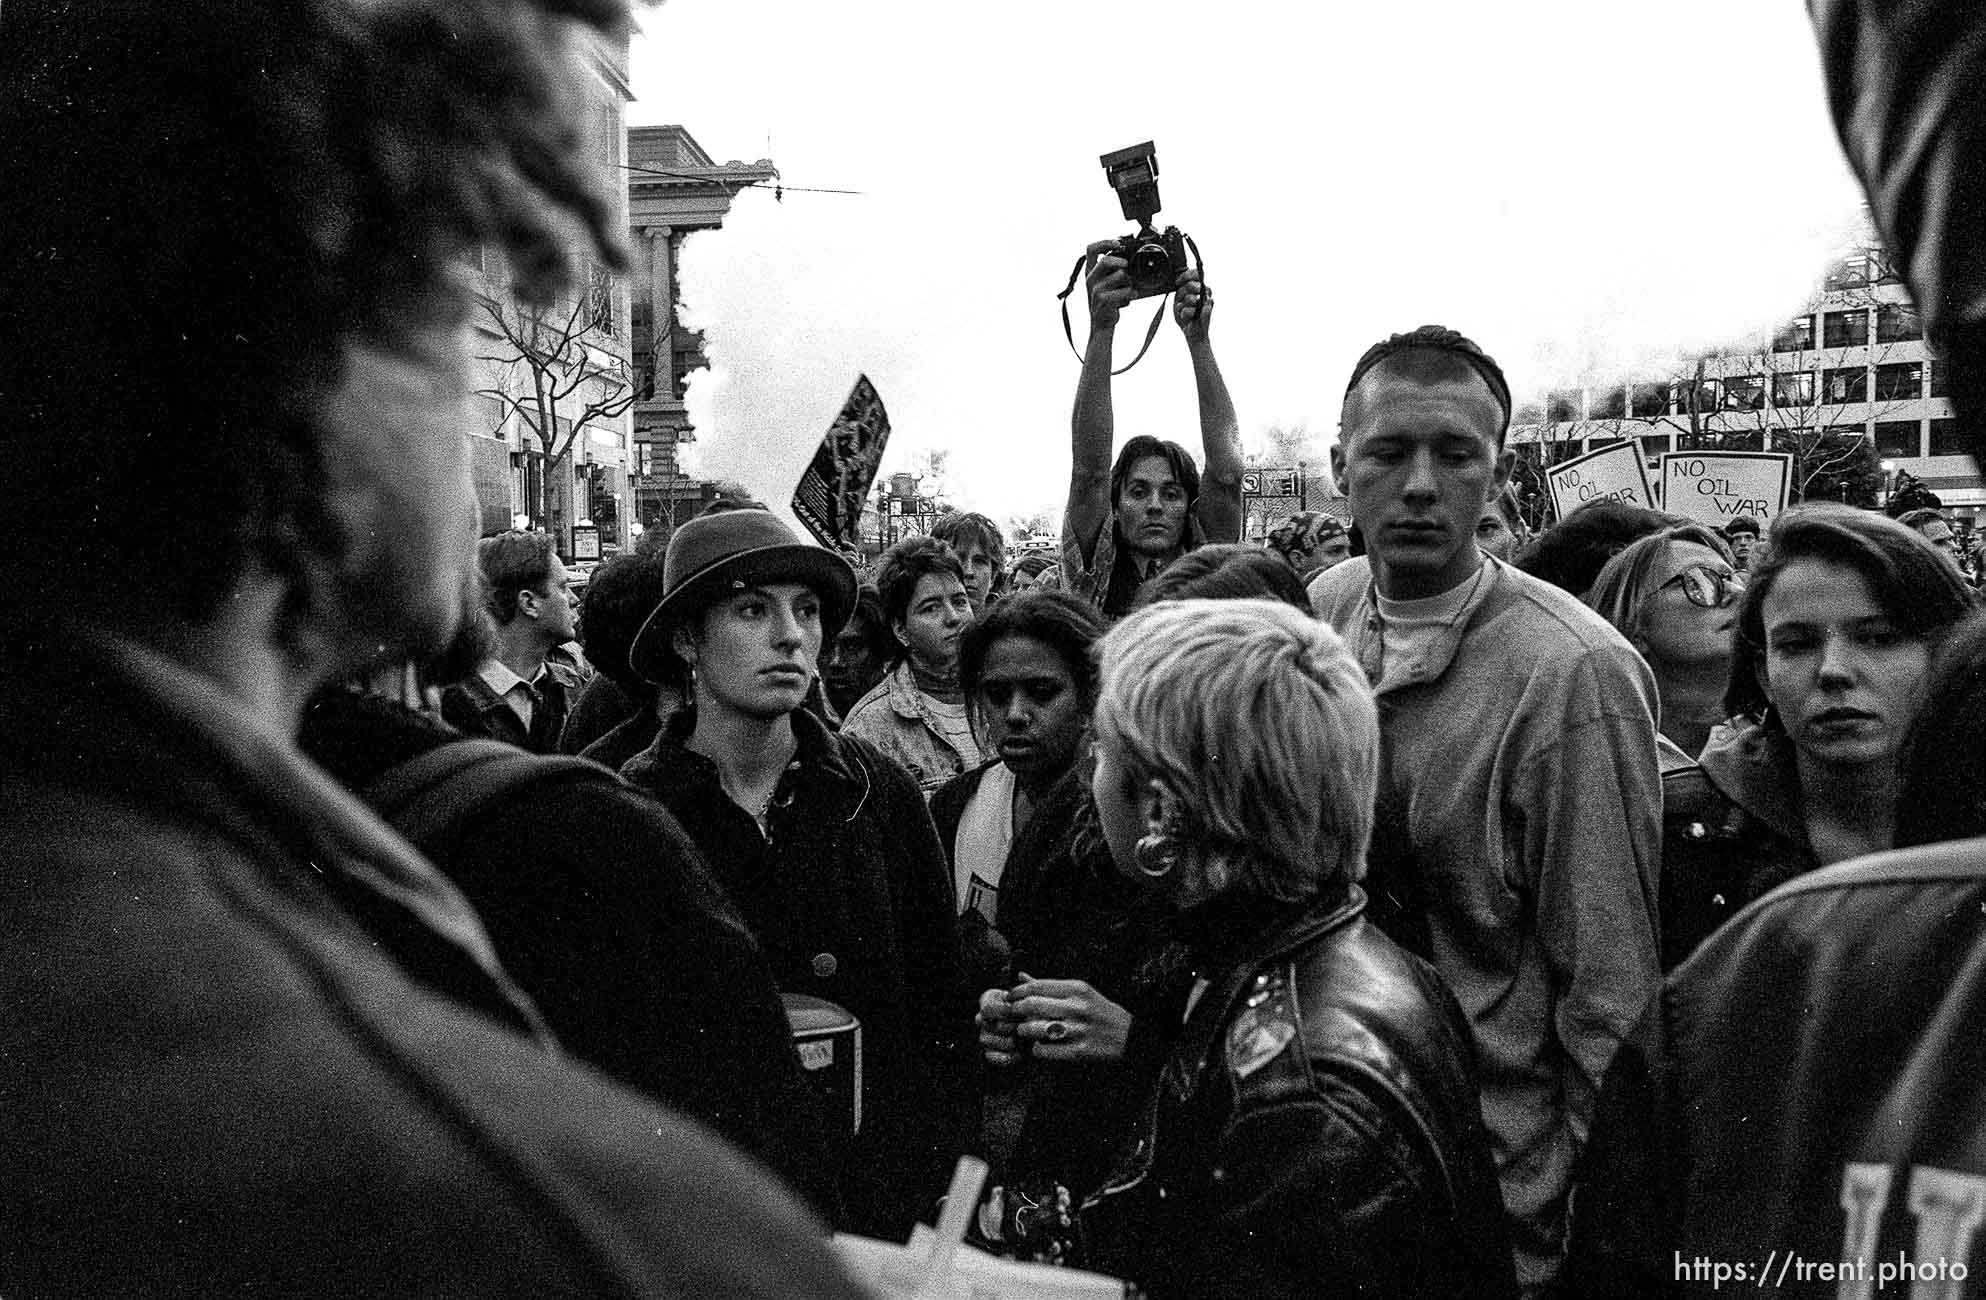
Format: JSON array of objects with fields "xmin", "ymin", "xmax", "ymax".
[{"xmin": 1372, "ymin": 568, "xmax": 1484, "ymax": 693}]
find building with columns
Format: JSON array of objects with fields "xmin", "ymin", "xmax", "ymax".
[
  {"xmin": 464, "ymin": 28, "xmax": 636, "ymax": 557},
  {"xmin": 626, "ymin": 126, "xmax": 777, "ymax": 535}
]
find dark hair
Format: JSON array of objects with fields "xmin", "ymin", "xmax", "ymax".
[
  {"xmin": 1, "ymin": 0, "xmax": 626, "ymax": 625},
  {"xmin": 1513, "ymin": 498, "xmax": 1685, "ymax": 598},
  {"xmin": 1724, "ymin": 503, "xmax": 1977, "ymax": 723},
  {"xmin": 875, "ymin": 535, "xmax": 967, "ymax": 659},
  {"xmin": 931, "ymin": 512, "xmax": 1007, "ymax": 564},
  {"xmin": 841, "ymin": 582, "xmax": 895, "ymax": 662},
  {"xmin": 1896, "ymin": 507, "xmax": 1950, "ymax": 533},
  {"xmin": 1340, "ymin": 324, "xmax": 1513, "ymax": 446},
  {"xmin": 958, "ymin": 591, "xmax": 1107, "ymax": 706},
  {"xmin": 1723, "ymin": 515, "xmax": 1762, "ymax": 539},
  {"xmin": 478, "ymin": 531, "xmax": 559, "ymax": 624},
  {"xmin": 1895, "ymin": 613, "xmax": 1986, "ymax": 848},
  {"xmin": 1109, "ymin": 436, "xmax": 1202, "ymax": 515},
  {"xmin": 1134, "ymin": 543, "xmax": 1312, "ymax": 612},
  {"xmin": 578, "ymin": 550, "xmax": 669, "ymax": 698}
]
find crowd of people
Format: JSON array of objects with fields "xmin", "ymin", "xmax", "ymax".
[{"xmin": 6, "ymin": 0, "xmax": 1986, "ymax": 1295}]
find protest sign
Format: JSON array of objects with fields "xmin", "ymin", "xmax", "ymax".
[
  {"xmin": 1545, "ymin": 441, "xmax": 1656, "ymax": 521},
  {"xmin": 1658, "ymin": 452, "xmax": 1791, "ymax": 528},
  {"xmin": 791, "ymin": 374, "xmax": 890, "ymax": 551}
]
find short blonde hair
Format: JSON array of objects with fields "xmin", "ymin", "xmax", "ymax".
[{"xmin": 1094, "ymin": 598, "xmax": 1379, "ymax": 900}]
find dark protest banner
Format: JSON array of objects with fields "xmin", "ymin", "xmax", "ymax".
[
  {"xmin": 1658, "ymin": 452, "xmax": 1791, "ymax": 528},
  {"xmin": 791, "ymin": 374, "xmax": 890, "ymax": 551},
  {"xmin": 1544, "ymin": 441, "xmax": 1657, "ymax": 521}
]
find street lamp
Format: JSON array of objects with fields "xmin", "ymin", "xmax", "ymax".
[{"xmin": 1880, "ymin": 459, "xmax": 1899, "ymax": 507}]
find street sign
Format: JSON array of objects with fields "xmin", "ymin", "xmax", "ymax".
[
  {"xmin": 1545, "ymin": 442, "xmax": 1656, "ymax": 521},
  {"xmin": 1658, "ymin": 452, "xmax": 1791, "ymax": 527}
]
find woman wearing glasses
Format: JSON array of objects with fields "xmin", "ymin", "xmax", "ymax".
[
  {"xmin": 1585, "ymin": 524, "xmax": 1746, "ymax": 771},
  {"xmin": 1603, "ymin": 507, "xmax": 1972, "ymax": 967}
]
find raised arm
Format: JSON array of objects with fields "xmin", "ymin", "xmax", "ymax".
[
  {"xmin": 1066, "ymin": 242, "xmax": 1133, "ymax": 569},
  {"xmin": 1175, "ymin": 269, "xmax": 1243, "ymax": 544}
]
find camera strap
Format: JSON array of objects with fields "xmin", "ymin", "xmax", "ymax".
[{"xmin": 1056, "ymin": 233, "xmax": 1205, "ymax": 375}]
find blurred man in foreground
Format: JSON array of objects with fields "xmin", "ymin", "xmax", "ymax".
[{"xmin": 0, "ymin": 1, "xmax": 858, "ymax": 1293}]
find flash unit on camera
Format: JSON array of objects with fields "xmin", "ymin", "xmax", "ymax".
[{"xmin": 1100, "ymin": 141, "xmax": 1162, "ymax": 227}]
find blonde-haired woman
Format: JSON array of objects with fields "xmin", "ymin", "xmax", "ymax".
[{"xmin": 1075, "ymin": 598, "xmax": 1514, "ymax": 1300}]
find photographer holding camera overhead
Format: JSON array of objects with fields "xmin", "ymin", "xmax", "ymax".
[{"xmin": 1063, "ymin": 144, "xmax": 1244, "ymax": 618}]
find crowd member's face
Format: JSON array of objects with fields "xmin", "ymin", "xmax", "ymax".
[
  {"xmin": 1474, "ymin": 507, "xmax": 1520, "ymax": 563},
  {"xmin": 1914, "ymin": 518, "xmax": 1964, "ymax": 574},
  {"xmin": 1312, "ymin": 529, "xmax": 1353, "ymax": 572},
  {"xmin": 820, "ymin": 613, "xmax": 888, "ymax": 715},
  {"xmin": 1759, "ymin": 558, "xmax": 1929, "ymax": 771},
  {"xmin": 681, "ymin": 582, "xmax": 822, "ymax": 720},
  {"xmin": 530, "ymin": 556, "xmax": 581, "ymax": 645},
  {"xmin": 1729, "ymin": 533, "xmax": 1757, "ymax": 567},
  {"xmin": 1011, "ymin": 566, "xmax": 1045, "ymax": 594},
  {"xmin": 1115, "ymin": 456, "xmax": 1190, "ymax": 560},
  {"xmin": 321, "ymin": 337, "xmax": 481, "ymax": 663},
  {"xmin": 895, "ymin": 572, "xmax": 972, "ymax": 673},
  {"xmin": 1638, "ymin": 541, "xmax": 1741, "ymax": 671},
  {"xmin": 953, "ymin": 541, "xmax": 998, "ymax": 611},
  {"xmin": 1332, "ymin": 371, "xmax": 1512, "ymax": 599},
  {"xmin": 975, "ymin": 635, "xmax": 1088, "ymax": 787}
]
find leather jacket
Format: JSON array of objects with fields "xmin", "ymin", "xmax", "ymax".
[
  {"xmin": 1569, "ymin": 836, "xmax": 1986, "ymax": 1296},
  {"xmin": 1082, "ymin": 884, "xmax": 1516, "ymax": 1300}
]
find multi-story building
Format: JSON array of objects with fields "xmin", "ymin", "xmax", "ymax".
[
  {"xmin": 625, "ymin": 126, "xmax": 777, "ymax": 536},
  {"xmin": 1511, "ymin": 230, "xmax": 1976, "ymax": 525},
  {"xmin": 464, "ymin": 27, "xmax": 636, "ymax": 556}
]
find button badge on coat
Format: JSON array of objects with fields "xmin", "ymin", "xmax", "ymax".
[{"xmin": 811, "ymin": 952, "xmax": 838, "ymax": 979}]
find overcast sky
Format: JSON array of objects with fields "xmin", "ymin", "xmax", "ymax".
[{"xmin": 627, "ymin": 1, "xmax": 1867, "ymax": 530}]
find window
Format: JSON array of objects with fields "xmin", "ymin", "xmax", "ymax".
[
  {"xmin": 1638, "ymin": 433, "xmax": 1670, "ymax": 461},
  {"xmin": 1874, "ymin": 361, "xmax": 1923, "ymax": 403},
  {"xmin": 585, "ymin": 258, "xmax": 616, "ymax": 338},
  {"xmin": 1674, "ymin": 378, "xmax": 1721, "ymax": 416},
  {"xmin": 1823, "ymin": 366, "xmax": 1868, "ymax": 404},
  {"xmin": 1931, "ymin": 419, "xmax": 1967, "ymax": 456},
  {"xmin": 1678, "ymin": 430, "xmax": 1760, "ymax": 453},
  {"xmin": 1823, "ymin": 309, "xmax": 1868, "ymax": 349},
  {"xmin": 1875, "ymin": 302, "xmax": 1921, "ymax": 343},
  {"xmin": 1589, "ymin": 387, "xmax": 1627, "ymax": 420},
  {"xmin": 1771, "ymin": 372, "xmax": 1815, "ymax": 407},
  {"xmin": 1723, "ymin": 375, "xmax": 1767, "ymax": 412},
  {"xmin": 1825, "ymin": 254, "xmax": 1872, "ymax": 291},
  {"xmin": 1546, "ymin": 390, "xmax": 1582, "ymax": 423},
  {"xmin": 1931, "ymin": 360, "xmax": 1950, "ymax": 399},
  {"xmin": 1874, "ymin": 419, "xmax": 1922, "ymax": 458},
  {"xmin": 1630, "ymin": 382, "xmax": 1668, "ymax": 418},
  {"xmin": 1774, "ymin": 316, "xmax": 1815, "ymax": 352}
]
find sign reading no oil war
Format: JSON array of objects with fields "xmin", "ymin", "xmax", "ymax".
[
  {"xmin": 1658, "ymin": 452, "xmax": 1791, "ymax": 528},
  {"xmin": 1544, "ymin": 441, "xmax": 1657, "ymax": 521}
]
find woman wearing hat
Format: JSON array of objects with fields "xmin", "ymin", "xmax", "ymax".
[{"xmin": 620, "ymin": 503, "xmax": 975, "ymax": 1239}]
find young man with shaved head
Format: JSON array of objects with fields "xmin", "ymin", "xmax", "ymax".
[{"xmin": 1309, "ymin": 326, "xmax": 1662, "ymax": 1296}]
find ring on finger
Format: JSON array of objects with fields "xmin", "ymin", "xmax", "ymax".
[{"xmin": 1044, "ymin": 1020, "xmax": 1070, "ymax": 1043}]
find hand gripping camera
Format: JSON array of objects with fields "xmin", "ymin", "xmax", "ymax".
[
  {"xmin": 1099, "ymin": 141, "xmax": 1191, "ymax": 299},
  {"xmin": 1057, "ymin": 141, "xmax": 1203, "ymax": 372}
]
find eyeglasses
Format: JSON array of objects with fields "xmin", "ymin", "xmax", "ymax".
[{"xmin": 1657, "ymin": 563, "xmax": 1744, "ymax": 608}]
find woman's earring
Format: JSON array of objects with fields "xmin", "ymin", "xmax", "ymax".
[{"xmin": 1134, "ymin": 780, "xmax": 1182, "ymax": 879}]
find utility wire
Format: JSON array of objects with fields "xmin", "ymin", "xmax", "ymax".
[{"xmin": 617, "ymin": 160, "xmax": 863, "ymax": 198}]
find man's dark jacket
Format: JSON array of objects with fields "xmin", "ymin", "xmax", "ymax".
[
  {"xmin": 623, "ymin": 709, "xmax": 977, "ymax": 1240},
  {"xmin": 1568, "ymin": 840, "xmax": 1986, "ymax": 1296},
  {"xmin": 1084, "ymin": 886, "xmax": 1516, "ymax": 1300},
  {"xmin": 0, "ymin": 626, "xmax": 860, "ymax": 1297}
]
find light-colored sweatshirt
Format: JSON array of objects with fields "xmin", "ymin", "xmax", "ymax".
[{"xmin": 1310, "ymin": 555, "xmax": 1663, "ymax": 1295}]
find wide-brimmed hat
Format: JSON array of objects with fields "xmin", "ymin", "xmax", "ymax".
[{"xmin": 627, "ymin": 507, "xmax": 857, "ymax": 685}]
